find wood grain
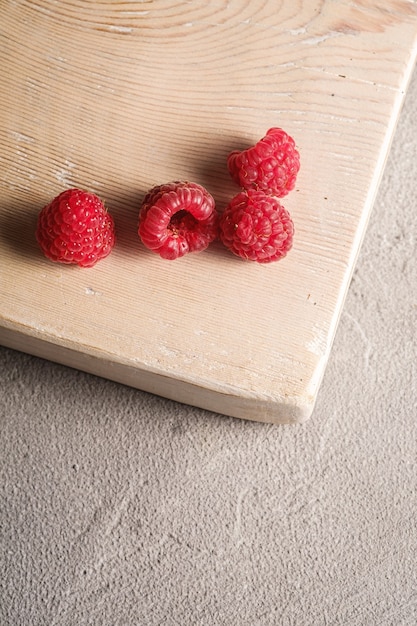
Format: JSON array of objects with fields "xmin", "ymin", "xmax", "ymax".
[{"xmin": 1, "ymin": 0, "xmax": 417, "ymax": 423}]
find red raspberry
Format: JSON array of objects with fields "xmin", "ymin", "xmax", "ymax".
[
  {"xmin": 36, "ymin": 188, "xmax": 115, "ymax": 268},
  {"xmin": 227, "ymin": 127, "xmax": 300, "ymax": 197},
  {"xmin": 138, "ymin": 181, "xmax": 218, "ymax": 260},
  {"xmin": 219, "ymin": 189, "xmax": 294, "ymax": 263}
]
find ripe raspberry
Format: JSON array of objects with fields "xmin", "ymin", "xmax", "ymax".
[
  {"xmin": 36, "ymin": 188, "xmax": 115, "ymax": 267},
  {"xmin": 138, "ymin": 181, "xmax": 218, "ymax": 260},
  {"xmin": 227, "ymin": 127, "xmax": 300, "ymax": 197},
  {"xmin": 219, "ymin": 189, "xmax": 294, "ymax": 263}
]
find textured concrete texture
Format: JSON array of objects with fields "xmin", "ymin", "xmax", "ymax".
[{"xmin": 1, "ymin": 69, "xmax": 417, "ymax": 625}]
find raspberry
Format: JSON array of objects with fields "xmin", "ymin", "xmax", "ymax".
[
  {"xmin": 219, "ymin": 189, "xmax": 294, "ymax": 263},
  {"xmin": 138, "ymin": 181, "xmax": 218, "ymax": 260},
  {"xmin": 227, "ymin": 127, "xmax": 300, "ymax": 197},
  {"xmin": 36, "ymin": 188, "xmax": 115, "ymax": 267}
]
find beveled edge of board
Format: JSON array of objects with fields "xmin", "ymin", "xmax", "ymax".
[{"xmin": 0, "ymin": 320, "xmax": 314, "ymax": 424}]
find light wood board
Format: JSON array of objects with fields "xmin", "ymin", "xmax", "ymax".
[{"xmin": 1, "ymin": 1, "xmax": 417, "ymax": 423}]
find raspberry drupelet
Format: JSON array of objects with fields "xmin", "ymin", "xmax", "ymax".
[
  {"xmin": 227, "ymin": 127, "xmax": 300, "ymax": 197},
  {"xmin": 138, "ymin": 181, "xmax": 218, "ymax": 260},
  {"xmin": 219, "ymin": 189, "xmax": 294, "ymax": 263},
  {"xmin": 36, "ymin": 188, "xmax": 115, "ymax": 267}
]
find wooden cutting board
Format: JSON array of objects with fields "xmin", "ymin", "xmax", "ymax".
[{"xmin": 1, "ymin": 1, "xmax": 417, "ymax": 423}]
